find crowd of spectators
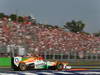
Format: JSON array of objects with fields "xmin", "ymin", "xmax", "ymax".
[{"xmin": 0, "ymin": 16, "xmax": 100, "ymax": 57}]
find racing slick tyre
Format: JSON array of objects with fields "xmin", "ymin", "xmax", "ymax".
[
  {"xmin": 56, "ymin": 64, "xmax": 63, "ymax": 70},
  {"xmin": 19, "ymin": 63, "xmax": 27, "ymax": 71}
]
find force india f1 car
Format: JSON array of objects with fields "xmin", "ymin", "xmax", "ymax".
[{"xmin": 12, "ymin": 56, "xmax": 71, "ymax": 71}]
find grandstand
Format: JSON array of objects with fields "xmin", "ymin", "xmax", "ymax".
[{"xmin": 0, "ymin": 14, "xmax": 100, "ymax": 61}]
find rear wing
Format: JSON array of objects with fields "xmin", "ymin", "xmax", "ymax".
[{"xmin": 14, "ymin": 57, "xmax": 22, "ymax": 67}]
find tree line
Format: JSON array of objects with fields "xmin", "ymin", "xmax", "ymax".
[{"xmin": 0, "ymin": 12, "xmax": 36, "ymax": 24}]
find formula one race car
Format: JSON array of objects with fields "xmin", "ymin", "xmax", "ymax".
[{"xmin": 12, "ymin": 56, "xmax": 71, "ymax": 71}]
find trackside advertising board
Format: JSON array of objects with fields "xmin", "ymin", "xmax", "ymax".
[
  {"xmin": 0, "ymin": 57, "xmax": 27, "ymax": 67},
  {"xmin": 0, "ymin": 57, "xmax": 11, "ymax": 67}
]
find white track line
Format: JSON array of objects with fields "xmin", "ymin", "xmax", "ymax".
[{"xmin": 77, "ymin": 72, "xmax": 100, "ymax": 74}]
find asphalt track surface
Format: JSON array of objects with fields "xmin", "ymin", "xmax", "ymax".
[{"xmin": 0, "ymin": 67, "xmax": 100, "ymax": 75}]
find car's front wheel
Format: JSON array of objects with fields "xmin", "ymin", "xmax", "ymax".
[{"xmin": 56, "ymin": 64, "xmax": 63, "ymax": 70}]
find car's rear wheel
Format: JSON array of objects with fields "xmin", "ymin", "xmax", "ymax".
[{"xmin": 19, "ymin": 63, "xmax": 27, "ymax": 71}]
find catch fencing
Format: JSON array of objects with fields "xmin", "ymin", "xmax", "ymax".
[{"xmin": 39, "ymin": 51, "xmax": 100, "ymax": 61}]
